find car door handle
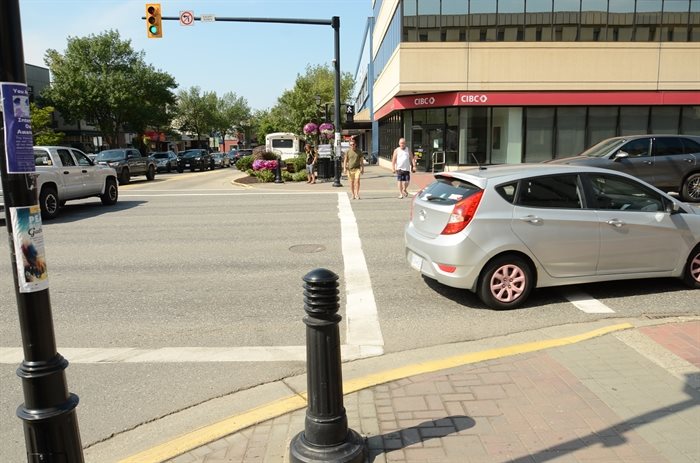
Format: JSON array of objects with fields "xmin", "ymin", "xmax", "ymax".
[
  {"xmin": 643, "ymin": 160, "xmax": 653, "ymax": 165},
  {"xmin": 520, "ymin": 215, "xmax": 542, "ymax": 224},
  {"xmin": 606, "ymin": 219, "xmax": 624, "ymax": 228},
  {"xmin": 82, "ymin": 170, "xmax": 88, "ymax": 173},
  {"xmin": 63, "ymin": 171, "xmax": 70, "ymax": 174}
]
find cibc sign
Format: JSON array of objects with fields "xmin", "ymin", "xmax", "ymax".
[{"xmin": 460, "ymin": 93, "xmax": 489, "ymax": 104}]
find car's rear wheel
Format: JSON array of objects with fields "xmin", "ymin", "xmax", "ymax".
[
  {"xmin": 681, "ymin": 173, "xmax": 700, "ymax": 202},
  {"xmin": 39, "ymin": 185, "xmax": 60, "ymax": 220},
  {"xmin": 477, "ymin": 255, "xmax": 533, "ymax": 310},
  {"xmin": 119, "ymin": 168, "xmax": 130, "ymax": 185},
  {"xmin": 100, "ymin": 178, "xmax": 118, "ymax": 205},
  {"xmin": 681, "ymin": 245, "xmax": 700, "ymax": 289},
  {"xmin": 146, "ymin": 165, "xmax": 156, "ymax": 181}
]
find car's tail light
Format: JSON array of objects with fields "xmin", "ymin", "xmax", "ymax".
[
  {"xmin": 437, "ymin": 263, "xmax": 457, "ymax": 273},
  {"xmin": 441, "ymin": 190, "xmax": 484, "ymax": 235}
]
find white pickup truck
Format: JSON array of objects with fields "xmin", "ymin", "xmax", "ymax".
[{"xmin": 0, "ymin": 146, "xmax": 119, "ymax": 220}]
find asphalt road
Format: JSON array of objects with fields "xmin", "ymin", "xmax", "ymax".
[{"xmin": 1, "ymin": 166, "xmax": 697, "ymax": 462}]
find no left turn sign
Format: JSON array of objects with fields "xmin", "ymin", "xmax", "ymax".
[{"xmin": 179, "ymin": 11, "xmax": 194, "ymax": 26}]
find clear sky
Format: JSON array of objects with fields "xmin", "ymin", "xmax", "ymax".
[{"xmin": 18, "ymin": 0, "xmax": 372, "ymax": 111}]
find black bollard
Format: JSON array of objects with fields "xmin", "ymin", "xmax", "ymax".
[
  {"xmin": 274, "ymin": 155, "xmax": 284, "ymax": 183},
  {"xmin": 289, "ymin": 269, "xmax": 364, "ymax": 463}
]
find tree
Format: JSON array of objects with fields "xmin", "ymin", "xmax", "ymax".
[
  {"xmin": 212, "ymin": 92, "xmax": 252, "ymax": 150},
  {"xmin": 173, "ymin": 86, "xmax": 218, "ymax": 148},
  {"xmin": 30, "ymin": 103, "xmax": 64, "ymax": 146},
  {"xmin": 43, "ymin": 30, "xmax": 177, "ymax": 148},
  {"xmin": 275, "ymin": 64, "xmax": 355, "ymax": 135}
]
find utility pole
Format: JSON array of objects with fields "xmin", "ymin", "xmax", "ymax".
[{"xmin": 0, "ymin": 1, "xmax": 84, "ymax": 461}]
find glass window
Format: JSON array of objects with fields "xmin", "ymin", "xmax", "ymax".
[
  {"xmin": 581, "ymin": 0, "xmax": 608, "ymax": 40},
  {"xmin": 420, "ymin": 177, "xmax": 481, "ymax": 206},
  {"xmin": 620, "ymin": 138, "xmax": 651, "ymax": 157},
  {"xmin": 34, "ymin": 149, "xmax": 52, "ymax": 166},
  {"xmin": 661, "ymin": 0, "xmax": 690, "ymax": 41},
  {"xmin": 470, "ymin": 0, "xmax": 497, "ymax": 14},
  {"xmin": 653, "ymin": 137, "xmax": 686, "ymax": 156},
  {"xmin": 403, "ymin": 0, "xmax": 418, "ymax": 41},
  {"xmin": 418, "ymin": 0, "xmax": 440, "ymax": 14},
  {"xmin": 681, "ymin": 135, "xmax": 700, "ymax": 152},
  {"xmin": 620, "ymin": 107, "xmax": 649, "ymax": 134},
  {"xmin": 495, "ymin": 182, "xmax": 518, "ymax": 203},
  {"xmin": 517, "ymin": 175, "xmax": 583, "ymax": 209},
  {"xmin": 681, "ymin": 106, "xmax": 700, "ymax": 135},
  {"xmin": 589, "ymin": 174, "xmax": 664, "ymax": 212},
  {"xmin": 57, "ymin": 149, "xmax": 75, "ymax": 166},
  {"xmin": 525, "ymin": 107, "xmax": 555, "ymax": 162},
  {"xmin": 417, "ymin": 0, "xmax": 441, "ymax": 41},
  {"xmin": 499, "ymin": 0, "xmax": 525, "ymax": 13},
  {"xmin": 650, "ymin": 106, "xmax": 680, "ymax": 133},
  {"xmin": 442, "ymin": 0, "xmax": 468, "ymax": 14},
  {"xmin": 74, "ymin": 151, "xmax": 92, "ymax": 166},
  {"xmin": 608, "ymin": 0, "xmax": 634, "ymax": 12},
  {"xmin": 556, "ymin": 107, "xmax": 587, "ymax": 157},
  {"xmin": 554, "ymin": 0, "xmax": 580, "ymax": 40},
  {"xmin": 427, "ymin": 108, "xmax": 445, "ymax": 125},
  {"xmin": 691, "ymin": 0, "xmax": 700, "ymax": 41},
  {"xmin": 587, "ymin": 107, "xmax": 618, "ymax": 146}
]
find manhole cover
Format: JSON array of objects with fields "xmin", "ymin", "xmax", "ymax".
[{"xmin": 289, "ymin": 244, "xmax": 326, "ymax": 254}]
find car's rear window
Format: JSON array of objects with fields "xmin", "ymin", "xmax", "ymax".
[{"xmin": 419, "ymin": 177, "xmax": 481, "ymax": 205}]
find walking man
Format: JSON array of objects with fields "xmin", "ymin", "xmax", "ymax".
[
  {"xmin": 343, "ymin": 138, "xmax": 364, "ymax": 199},
  {"xmin": 391, "ymin": 137, "xmax": 416, "ymax": 198}
]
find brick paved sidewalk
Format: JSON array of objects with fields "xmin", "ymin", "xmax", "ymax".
[{"xmin": 164, "ymin": 321, "xmax": 699, "ymax": 463}]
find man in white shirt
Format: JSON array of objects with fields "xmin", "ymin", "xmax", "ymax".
[{"xmin": 391, "ymin": 138, "xmax": 416, "ymax": 199}]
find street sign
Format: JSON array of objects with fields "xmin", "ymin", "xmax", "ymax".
[
  {"xmin": 179, "ymin": 10, "xmax": 194, "ymax": 26},
  {"xmin": 201, "ymin": 14, "xmax": 216, "ymax": 22}
]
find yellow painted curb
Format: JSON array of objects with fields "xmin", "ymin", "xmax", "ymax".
[{"xmin": 118, "ymin": 322, "xmax": 633, "ymax": 463}]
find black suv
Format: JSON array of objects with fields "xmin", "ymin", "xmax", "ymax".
[
  {"xmin": 177, "ymin": 149, "xmax": 213, "ymax": 172},
  {"xmin": 95, "ymin": 148, "xmax": 157, "ymax": 185},
  {"xmin": 549, "ymin": 135, "xmax": 700, "ymax": 202}
]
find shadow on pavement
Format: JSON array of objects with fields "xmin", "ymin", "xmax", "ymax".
[
  {"xmin": 505, "ymin": 374, "xmax": 700, "ymax": 463},
  {"xmin": 367, "ymin": 415, "xmax": 476, "ymax": 462}
]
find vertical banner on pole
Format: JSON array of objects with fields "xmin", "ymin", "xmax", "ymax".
[
  {"xmin": 10, "ymin": 205, "xmax": 49, "ymax": 293},
  {"xmin": 1, "ymin": 82, "xmax": 35, "ymax": 173}
]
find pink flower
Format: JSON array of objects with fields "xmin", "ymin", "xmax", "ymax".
[{"xmin": 303, "ymin": 122, "xmax": 318, "ymax": 135}]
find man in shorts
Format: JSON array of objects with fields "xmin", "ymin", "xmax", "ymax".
[
  {"xmin": 304, "ymin": 143, "xmax": 317, "ymax": 183},
  {"xmin": 391, "ymin": 138, "xmax": 416, "ymax": 198},
  {"xmin": 343, "ymin": 139, "xmax": 364, "ymax": 199}
]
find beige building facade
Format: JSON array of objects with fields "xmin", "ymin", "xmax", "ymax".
[{"xmin": 362, "ymin": 0, "xmax": 700, "ymax": 170}]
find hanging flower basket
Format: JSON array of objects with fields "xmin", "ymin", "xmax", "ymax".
[
  {"xmin": 319, "ymin": 122, "xmax": 334, "ymax": 136},
  {"xmin": 303, "ymin": 122, "xmax": 318, "ymax": 135}
]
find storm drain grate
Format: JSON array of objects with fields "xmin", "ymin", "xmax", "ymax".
[{"xmin": 289, "ymin": 244, "xmax": 326, "ymax": 254}]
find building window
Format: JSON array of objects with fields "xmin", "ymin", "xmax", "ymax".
[
  {"xmin": 681, "ymin": 106, "xmax": 700, "ymax": 134},
  {"xmin": 620, "ymin": 106, "xmax": 650, "ymax": 134},
  {"xmin": 525, "ymin": 107, "xmax": 555, "ymax": 162},
  {"xmin": 650, "ymin": 106, "xmax": 681, "ymax": 133},
  {"xmin": 556, "ymin": 107, "xmax": 587, "ymax": 158},
  {"xmin": 587, "ymin": 107, "xmax": 619, "ymax": 145}
]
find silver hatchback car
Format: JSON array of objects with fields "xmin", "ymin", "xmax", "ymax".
[{"xmin": 405, "ymin": 164, "xmax": 700, "ymax": 309}]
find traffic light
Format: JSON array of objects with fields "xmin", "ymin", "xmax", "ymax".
[{"xmin": 146, "ymin": 3, "xmax": 162, "ymax": 38}]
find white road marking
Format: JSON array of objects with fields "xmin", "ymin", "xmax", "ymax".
[
  {"xmin": 562, "ymin": 289, "xmax": 616, "ymax": 313},
  {"xmin": 337, "ymin": 193, "xmax": 385, "ymax": 353},
  {"xmin": 0, "ymin": 193, "xmax": 385, "ymax": 364}
]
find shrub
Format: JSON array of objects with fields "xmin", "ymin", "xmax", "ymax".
[
  {"xmin": 289, "ymin": 154, "xmax": 307, "ymax": 173},
  {"xmin": 236, "ymin": 155, "xmax": 253, "ymax": 171},
  {"xmin": 254, "ymin": 169, "xmax": 275, "ymax": 183},
  {"xmin": 282, "ymin": 171, "xmax": 293, "ymax": 181},
  {"xmin": 253, "ymin": 149, "xmax": 278, "ymax": 161},
  {"xmin": 292, "ymin": 170, "xmax": 308, "ymax": 182}
]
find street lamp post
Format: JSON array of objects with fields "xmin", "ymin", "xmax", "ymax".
[{"xmin": 314, "ymin": 96, "xmax": 342, "ymax": 187}]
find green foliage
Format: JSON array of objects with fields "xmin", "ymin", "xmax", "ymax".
[
  {"xmin": 253, "ymin": 169, "xmax": 275, "ymax": 183},
  {"xmin": 289, "ymin": 154, "xmax": 307, "ymax": 173},
  {"xmin": 43, "ymin": 30, "xmax": 177, "ymax": 148},
  {"xmin": 253, "ymin": 151, "xmax": 279, "ymax": 161},
  {"xmin": 249, "ymin": 64, "xmax": 355, "ymax": 143},
  {"xmin": 174, "ymin": 86, "xmax": 217, "ymax": 146},
  {"xmin": 212, "ymin": 92, "xmax": 252, "ymax": 148},
  {"xmin": 282, "ymin": 171, "xmax": 293, "ymax": 181},
  {"xmin": 236, "ymin": 155, "xmax": 253, "ymax": 171},
  {"xmin": 30, "ymin": 103, "xmax": 64, "ymax": 145},
  {"xmin": 292, "ymin": 170, "xmax": 308, "ymax": 182}
]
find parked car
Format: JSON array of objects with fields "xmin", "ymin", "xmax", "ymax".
[
  {"xmin": 548, "ymin": 135, "xmax": 700, "ymax": 202},
  {"xmin": 211, "ymin": 152, "xmax": 230, "ymax": 168},
  {"xmin": 95, "ymin": 148, "xmax": 157, "ymax": 185},
  {"xmin": 226, "ymin": 149, "xmax": 239, "ymax": 165},
  {"xmin": 150, "ymin": 150, "xmax": 179, "ymax": 172},
  {"xmin": 177, "ymin": 149, "xmax": 212, "ymax": 172},
  {"xmin": 405, "ymin": 164, "xmax": 700, "ymax": 310},
  {"xmin": 0, "ymin": 146, "xmax": 118, "ymax": 220}
]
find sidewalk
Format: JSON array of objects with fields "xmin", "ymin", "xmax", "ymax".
[{"xmin": 109, "ymin": 318, "xmax": 699, "ymax": 463}]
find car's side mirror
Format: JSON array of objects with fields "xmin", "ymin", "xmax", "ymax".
[
  {"xmin": 666, "ymin": 201, "xmax": 680, "ymax": 214},
  {"xmin": 613, "ymin": 151, "xmax": 629, "ymax": 161}
]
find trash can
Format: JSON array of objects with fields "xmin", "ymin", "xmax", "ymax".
[{"xmin": 317, "ymin": 157, "xmax": 332, "ymax": 179}]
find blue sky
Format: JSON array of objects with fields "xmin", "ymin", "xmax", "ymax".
[{"xmin": 19, "ymin": 0, "xmax": 372, "ymax": 110}]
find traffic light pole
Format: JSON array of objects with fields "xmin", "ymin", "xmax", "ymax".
[
  {"xmin": 0, "ymin": 1, "xmax": 84, "ymax": 461},
  {"xmin": 146, "ymin": 13, "xmax": 344, "ymax": 186}
]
